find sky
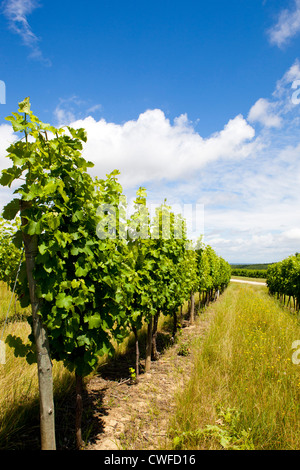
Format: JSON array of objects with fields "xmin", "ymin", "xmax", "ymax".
[{"xmin": 0, "ymin": 0, "xmax": 300, "ymax": 263}]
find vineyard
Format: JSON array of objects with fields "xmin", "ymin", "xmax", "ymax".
[
  {"xmin": 0, "ymin": 99, "xmax": 231, "ymax": 450},
  {"xmin": 0, "ymin": 99, "xmax": 299, "ymax": 452}
]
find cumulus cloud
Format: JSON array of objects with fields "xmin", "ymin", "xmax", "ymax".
[
  {"xmin": 268, "ymin": 0, "xmax": 300, "ymax": 47},
  {"xmin": 70, "ymin": 109, "xmax": 255, "ymax": 188},
  {"xmin": 1, "ymin": 0, "xmax": 51, "ymax": 65}
]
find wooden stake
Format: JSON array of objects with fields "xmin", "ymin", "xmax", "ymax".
[
  {"xmin": 75, "ymin": 373, "xmax": 83, "ymax": 450},
  {"xmin": 132, "ymin": 326, "xmax": 140, "ymax": 381},
  {"xmin": 145, "ymin": 318, "xmax": 153, "ymax": 372},
  {"xmin": 151, "ymin": 311, "xmax": 160, "ymax": 361},
  {"xmin": 189, "ymin": 292, "xmax": 195, "ymax": 324}
]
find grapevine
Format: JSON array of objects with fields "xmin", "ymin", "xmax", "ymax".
[{"xmin": 0, "ymin": 98, "xmax": 231, "ymax": 449}]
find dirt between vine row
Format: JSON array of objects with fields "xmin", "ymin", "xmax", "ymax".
[{"xmin": 84, "ymin": 315, "xmax": 212, "ymax": 451}]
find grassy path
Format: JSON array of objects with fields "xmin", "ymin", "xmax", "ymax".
[
  {"xmin": 231, "ymin": 276, "xmax": 266, "ymax": 284},
  {"xmin": 231, "ymin": 278, "xmax": 266, "ymax": 286},
  {"xmin": 168, "ymin": 283, "xmax": 300, "ymax": 450}
]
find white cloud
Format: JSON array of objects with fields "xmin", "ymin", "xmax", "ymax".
[
  {"xmin": 1, "ymin": 0, "xmax": 51, "ymax": 65},
  {"xmin": 248, "ymin": 98, "xmax": 282, "ymax": 128},
  {"xmin": 268, "ymin": 0, "xmax": 300, "ymax": 47},
  {"xmin": 282, "ymin": 59, "xmax": 300, "ymax": 83},
  {"xmin": 0, "ymin": 124, "xmax": 17, "ymax": 170},
  {"xmin": 86, "ymin": 104, "xmax": 102, "ymax": 115},
  {"xmin": 0, "ymin": 124, "xmax": 19, "ymax": 211},
  {"xmin": 282, "ymin": 228, "xmax": 300, "ymax": 240},
  {"xmin": 54, "ymin": 96, "xmax": 102, "ymax": 127},
  {"xmin": 70, "ymin": 110, "xmax": 255, "ymax": 188},
  {"xmin": 54, "ymin": 98, "xmax": 78, "ymax": 127}
]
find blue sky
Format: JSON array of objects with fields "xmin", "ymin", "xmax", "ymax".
[{"xmin": 0, "ymin": 0, "xmax": 300, "ymax": 263}]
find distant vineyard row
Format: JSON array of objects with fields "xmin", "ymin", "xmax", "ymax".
[
  {"xmin": 230, "ymin": 263, "xmax": 271, "ymax": 270},
  {"xmin": 266, "ymin": 253, "xmax": 300, "ymax": 311}
]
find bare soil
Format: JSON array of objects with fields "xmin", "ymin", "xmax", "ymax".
[{"xmin": 83, "ymin": 315, "xmax": 211, "ymax": 451}]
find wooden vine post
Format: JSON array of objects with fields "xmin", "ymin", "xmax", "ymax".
[
  {"xmin": 132, "ymin": 326, "xmax": 140, "ymax": 381},
  {"xmin": 20, "ymin": 200, "xmax": 56, "ymax": 450},
  {"xmin": 75, "ymin": 373, "xmax": 83, "ymax": 450},
  {"xmin": 151, "ymin": 311, "xmax": 160, "ymax": 361},
  {"xmin": 189, "ymin": 291, "xmax": 195, "ymax": 324},
  {"xmin": 145, "ymin": 318, "xmax": 153, "ymax": 372}
]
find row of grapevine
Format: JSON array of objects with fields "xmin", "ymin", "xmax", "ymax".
[
  {"xmin": 0, "ymin": 98, "xmax": 231, "ymax": 450},
  {"xmin": 266, "ymin": 253, "xmax": 300, "ymax": 311},
  {"xmin": 197, "ymin": 244, "xmax": 231, "ymax": 304},
  {"xmin": 0, "ymin": 217, "xmax": 22, "ymax": 286}
]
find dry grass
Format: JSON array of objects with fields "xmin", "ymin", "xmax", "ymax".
[
  {"xmin": 0, "ymin": 282, "xmax": 76, "ymax": 449},
  {"xmin": 0, "ymin": 316, "xmax": 76, "ymax": 449}
]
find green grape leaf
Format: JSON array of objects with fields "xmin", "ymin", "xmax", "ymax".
[{"xmin": 55, "ymin": 293, "xmax": 73, "ymax": 309}]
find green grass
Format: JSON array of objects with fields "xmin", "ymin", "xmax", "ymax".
[{"xmin": 168, "ymin": 283, "xmax": 300, "ymax": 450}]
